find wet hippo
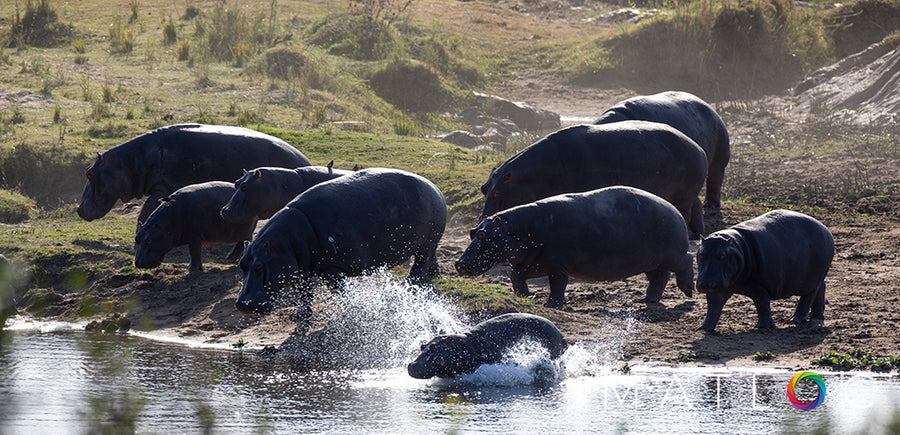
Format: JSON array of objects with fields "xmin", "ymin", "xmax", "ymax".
[
  {"xmin": 407, "ymin": 313, "xmax": 568, "ymax": 379},
  {"xmin": 696, "ymin": 210, "xmax": 834, "ymax": 331},
  {"xmin": 77, "ymin": 123, "xmax": 311, "ymax": 227},
  {"xmin": 220, "ymin": 162, "xmax": 354, "ymax": 223},
  {"xmin": 134, "ymin": 181, "xmax": 257, "ymax": 273},
  {"xmin": 480, "ymin": 121, "xmax": 707, "ymax": 237},
  {"xmin": 235, "ymin": 168, "xmax": 447, "ymax": 323},
  {"xmin": 457, "ymin": 186, "xmax": 695, "ymax": 308},
  {"xmin": 594, "ymin": 91, "xmax": 730, "ymax": 209}
]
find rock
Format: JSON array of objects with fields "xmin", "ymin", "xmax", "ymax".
[
  {"xmin": 473, "ymin": 91, "xmax": 561, "ymax": 131},
  {"xmin": 441, "ymin": 130, "xmax": 483, "ymax": 148}
]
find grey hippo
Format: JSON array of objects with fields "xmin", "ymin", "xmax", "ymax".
[
  {"xmin": 480, "ymin": 121, "xmax": 707, "ymax": 237},
  {"xmin": 594, "ymin": 91, "xmax": 730, "ymax": 209},
  {"xmin": 235, "ymin": 168, "xmax": 447, "ymax": 325},
  {"xmin": 220, "ymin": 162, "xmax": 353, "ymax": 223},
  {"xmin": 77, "ymin": 123, "xmax": 310, "ymax": 227},
  {"xmin": 696, "ymin": 210, "xmax": 834, "ymax": 331},
  {"xmin": 134, "ymin": 181, "xmax": 256, "ymax": 273},
  {"xmin": 457, "ymin": 186, "xmax": 695, "ymax": 308},
  {"xmin": 408, "ymin": 313, "xmax": 568, "ymax": 379}
]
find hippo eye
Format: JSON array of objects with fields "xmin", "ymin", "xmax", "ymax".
[
  {"xmin": 420, "ymin": 344, "xmax": 426, "ymax": 351},
  {"xmin": 253, "ymin": 262, "xmax": 263, "ymax": 272},
  {"xmin": 86, "ymin": 170, "xmax": 96, "ymax": 181},
  {"xmin": 143, "ymin": 239, "xmax": 152, "ymax": 245},
  {"xmin": 717, "ymin": 252, "xmax": 726, "ymax": 261},
  {"xmin": 476, "ymin": 230, "xmax": 486, "ymax": 242},
  {"xmin": 240, "ymin": 184, "xmax": 247, "ymax": 192}
]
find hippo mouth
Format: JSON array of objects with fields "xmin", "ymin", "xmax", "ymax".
[
  {"xmin": 77, "ymin": 189, "xmax": 118, "ymax": 221},
  {"xmin": 133, "ymin": 257, "xmax": 163, "ymax": 269},
  {"xmin": 407, "ymin": 361, "xmax": 435, "ymax": 379},
  {"xmin": 454, "ymin": 259, "xmax": 493, "ymax": 277}
]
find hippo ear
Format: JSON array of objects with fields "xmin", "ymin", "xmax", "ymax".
[
  {"xmin": 242, "ymin": 168, "xmax": 248, "ymax": 175},
  {"xmin": 352, "ymin": 164, "xmax": 360, "ymax": 171},
  {"xmin": 159, "ymin": 197, "xmax": 171, "ymax": 203},
  {"xmin": 327, "ymin": 160, "xmax": 334, "ymax": 173},
  {"xmin": 253, "ymin": 169, "xmax": 262, "ymax": 179},
  {"xmin": 492, "ymin": 216, "xmax": 508, "ymax": 232},
  {"xmin": 96, "ymin": 152, "xmax": 105, "ymax": 165}
]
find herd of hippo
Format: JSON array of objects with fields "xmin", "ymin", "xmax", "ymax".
[{"xmin": 76, "ymin": 92, "xmax": 835, "ymax": 379}]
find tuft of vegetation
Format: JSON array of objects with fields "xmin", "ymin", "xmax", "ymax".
[
  {"xmin": 162, "ymin": 17, "xmax": 177, "ymax": 45},
  {"xmin": 192, "ymin": 1, "xmax": 279, "ymax": 67},
  {"xmin": 108, "ymin": 15, "xmax": 134, "ymax": 54},
  {"xmin": 812, "ymin": 350, "xmax": 900, "ymax": 371},
  {"xmin": 369, "ymin": 57, "xmax": 449, "ymax": 112},
  {"xmin": 565, "ymin": 0, "xmax": 829, "ymax": 98},
  {"xmin": 666, "ymin": 348, "xmax": 720, "ymax": 363},
  {"xmin": 824, "ymin": 0, "xmax": 900, "ymax": 58},
  {"xmin": 4, "ymin": 0, "xmax": 75, "ymax": 48},
  {"xmin": 752, "ymin": 351, "xmax": 775, "ymax": 361},
  {"xmin": 305, "ymin": 12, "xmax": 397, "ymax": 61},
  {"xmin": 432, "ymin": 278, "xmax": 531, "ymax": 316},
  {"xmin": 0, "ymin": 189, "xmax": 37, "ymax": 223}
]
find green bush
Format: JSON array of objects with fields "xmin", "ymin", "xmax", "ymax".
[
  {"xmin": 305, "ymin": 12, "xmax": 397, "ymax": 61},
  {"xmin": 825, "ymin": 0, "xmax": 900, "ymax": 58},
  {"xmin": 4, "ymin": 0, "xmax": 74, "ymax": 48},
  {"xmin": 368, "ymin": 57, "xmax": 447, "ymax": 112},
  {"xmin": 0, "ymin": 190, "xmax": 36, "ymax": 223}
]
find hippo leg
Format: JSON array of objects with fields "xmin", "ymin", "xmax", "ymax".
[
  {"xmin": 136, "ymin": 192, "xmax": 166, "ymax": 229},
  {"xmin": 510, "ymin": 265, "xmax": 532, "ymax": 296},
  {"xmin": 752, "ymin": 293, "xmax": 776, "ymax": 329},
  {"xmin": 409, "ymin": 243, "xmax": 440, "ymax": 281},
  {"xmin": 790, "ymin": 293, "xmax": 815, "ymax": 324},
  {"xmin": 698, "ymin": 292, "xmax": 732, "ymax": 331},
  {"xmin": 545, "ymin": 270, "xmax": 569, "ymax": 309},
  {"xmin": 810, "ymin": 281, "xmax": 826, "ymax": 321},
  {"xmin": 641, "ymin": 269, "xmax": 670, "ymax": 303},
  {"xmin": 704, "ymin": 150, "xmax": 729, "ymax": 210},
  {"xmin": 289, "ymin": 299, "xmax": 313, "ymax": 335},
  {"xmin": 688, "ymin": 198, "xmax": 704, "ymax": 239},
  {"xmin": 188, "ymin": 240, "xmax": 203, "ymax": 273},
  {"xmin": 226, "ymin": 241, "xmax": 245, "ymax": 264},
  {"xmin": 673, "ymin": 253, "xmax": 695, "ymax": 298}
]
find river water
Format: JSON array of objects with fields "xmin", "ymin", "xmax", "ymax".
[{"xmin": 2, "ymin": 276, "xmax": 900, "ymax": 434}]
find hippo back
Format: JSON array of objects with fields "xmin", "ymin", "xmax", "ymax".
[
  {"xmin": 280, "ymin": 168, "xmax": 447, "ymax": 273},
  {"xmin": 480, "ymin": 121, "xmax": 707, "ymax": 217}
]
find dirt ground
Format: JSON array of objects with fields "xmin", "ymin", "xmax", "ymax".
[{"xmin": 54, "ymin": 75, "xmax": 889, "ymax": 373}]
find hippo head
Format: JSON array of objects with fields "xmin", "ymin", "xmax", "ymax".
[
  {"xmin": 455, "ymin": 215, "xmax": 518, "ymax": 276},
  {"xmin": 480, "ymin": 168, "xmax": 537, "ymax": 218},
  {"xmin": 235, "ymin": 234, "xmax": 303, "ymax": 315},
  {"xmin": 222, "ymin": 169, "xmax": 279, "ymax": 223},
  {"xmin": 133, "ymin": 199, "xmax": 176, "ymax": 269},
  {"xmin": 407, "ymin": 334, "xmax": 471, "ymax": 379},
  {"xmin": 696, "ymin": 234, "xmax": 744, "ymax": 294},
  {"xmin": 77, "ymin": 151, "xmax": 134, "ymax": 221}
]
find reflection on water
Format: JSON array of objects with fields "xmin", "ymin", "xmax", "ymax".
[{"xmin": 2, "ymin": 327, "xmax": 900, "ymax": 434}]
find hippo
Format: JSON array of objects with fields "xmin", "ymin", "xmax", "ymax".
[
  {"xmin": 594, "ymin": 91, "xmax": 730, "ymax": 209},
  {"xmin": 220, "ymin": 162, "xmax": 354, "ymax": 223},
  {"xmin": 457, "ymin": 186, "xmax": 695, "ymax": 308},
  {"xmin": 77, "ymin": 123, "xmax": 311, "ymax": 227},
  {"xmin": 480, "ymin": 121, "xmax": 707, "ymax": 237},
  {"xmin": 235, "ymin": 168, "xmax": 447, "ymax": 323},
  {"xmin": 696, "ymin": 210, "xmax": 834, "ymax": 331},
  {"xmin": 407, "ymin": 313, "xmax": 568, "ymax": 379},
  {"xmin": 134, "ymin": 181, "xmax": 257, "ymax": 273}
]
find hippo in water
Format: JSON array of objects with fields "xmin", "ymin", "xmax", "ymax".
[
  {"xmin": 407, "ymin": 313, "xmax": 568, "ymax": 379},
  {"xmin": 134, "ymin": 181, "xmax": 257, "ymax": 273},
  {"xmin": 77, "ymin": 123, "xmax": 310, "ymax": 227},
  {"xmin": 220, "ymin": 162, "xmax": 354, "ymax": 223},
  {"xmin": 457, "ymin": 186, "xmax": 695, "ymax": 308},
  {"xmin": 480, "ymin": 121, "xmax": 707, "ymax": 237},
  {"xmin": 696, "ymin": 210, "xmax": 834, "ymax": 331},
  {"xmin": 594, "ymin": 91, "xmax": 730, "ymax": 209},
  {"xmin": 235, "ymin": 168, "xmax": 447, "ymax": 324}
]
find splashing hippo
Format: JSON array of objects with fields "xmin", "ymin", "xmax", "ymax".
[
  {"xmin": 235, "ymin": 168, "xmax": 447, "ymax": 324},
  {"xmin": 480, "ymin": 121, "xmax": 707, "ymax": 237},
  {"xmin": 77, "ymin": 123, "xmax": 311, "ymax": 227},
  {"xmin": 407, "ymin": 313, "xmax": 568, "ymax": 379},
  {"xmin": 220, "ymin": 162, "xmax": 354, "ymax": 223},
  {"xmin": 457, "ymin": 186, "xmax": 694, "ymax": 308},
  {"xmin": 696, "ymin": 210, "xmax": 834, "ymax": 331},
  {"xmin": 134, "ymin": 181, "xmax": 256, "ymax": 273},
  {"xmin": 594, "ymin": 91, "xmax": 730, "ymax": 209}
]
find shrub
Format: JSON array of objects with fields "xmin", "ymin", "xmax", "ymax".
[
  {"xmin": 825, "ymin": 0, "xmax": 900, "ymax": 58},
  {"xmin": 0, "ymin": 190, "xmax": 36, "ymax": 223},
  {"xmin": 163, "ymin": 17, "xmax": 177, "ymax": 45},
  {"xmin": 4, "ymin": 0, "xmax": 75, "ymax": 48},
  {"xmin": 368, "ymin": 57, "xmax": 447, "ymax": 112},
  {"xmin": 305, "ymin": 12, "xmax": 397, "ymax": 61},
  {"xmin": 108, "ymin": 15, "xmax": 134, "ymax": 54}
]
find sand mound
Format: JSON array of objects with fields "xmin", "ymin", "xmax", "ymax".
[{"xmin": 792, "ymin": 35, "xmax": 900, "ymax": 125}]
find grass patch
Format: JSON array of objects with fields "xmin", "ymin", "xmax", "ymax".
[
  {"xmin": 4, "ymin": 0, "xmax": 75, "ymax": 48},
  {"xmin": 432, "ymin": 278, "xmax": 531, "ymax": 316},
  {"xmin": 0, "ymin": 190, "xmax": 37, "ymax": 223},
  {"xmin": 305, "ymin": 12, "xmax": 397, "ymax": 61},
  {"xmin": 825, "ymin": 0, "xmax": 900, "ymax": 58},
  {"xmin": 812, "ymin": 350, "xmax": 900, "ymax": 371}
]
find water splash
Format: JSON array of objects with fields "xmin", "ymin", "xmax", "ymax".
[
  {"xmin": 277, "ymin": 270, "xmax": 470, "ymax": 369},
  {"xmin": 453, "ymin": 339, "xmax": 565, "ymax": 387}
]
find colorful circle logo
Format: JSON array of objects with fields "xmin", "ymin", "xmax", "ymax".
[{"xmin": 787, "ymin": 371, "xmax": 826, "ymax": 410}]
